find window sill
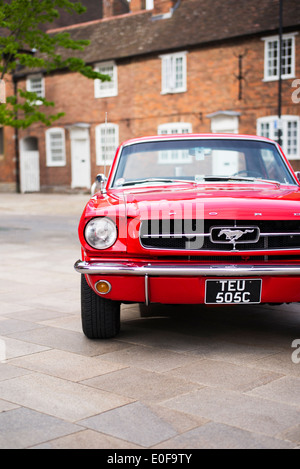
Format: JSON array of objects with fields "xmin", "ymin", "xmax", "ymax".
[
  {"xmin": 94, "ymin": 92, "xmax": 118, "ymax": 99},
  {"xmin": 46, "ymin": 162, "xmax": 66, "ymax": 167},
  {"xmin": 262, "ymin": 75, "xmax": 296, "ymax": 82},
  {"xmin": 97, "ymin": 161, "xmax": 113, "ymax": 166},
  {"xmin": 161, "ymin": 89, "xmax": 187, "ymax": 95}
]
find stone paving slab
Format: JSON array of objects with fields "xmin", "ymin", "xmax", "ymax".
[
  {"xmin": 0, "ymin": 407, "xmax": 80, "ymax": 449},
  {"xmin": 10, "ymin": 349, "xmax": 129, "ymax": 382},
  {"xmin": 162, "ymin": 387, "xmax": 300, "ymax": 437},
  {"xmin": 153, "ymin": 422, "xmax": 295, "ymax": 449},
  {"xmin": 0, "ymin": 373, "xmax": 133, "ymax": 422},
  {"xmin": 0, "ymin": 193, "xmax": 299, "ymax": 449},
  {"xmin": 79, "ymin": 402, "xmax": 178, "ymax": 448}
]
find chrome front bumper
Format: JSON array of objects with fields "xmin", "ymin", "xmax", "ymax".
[{"xmin": 74, "ymin": 260, "xmax": 300, "ymax": 277}]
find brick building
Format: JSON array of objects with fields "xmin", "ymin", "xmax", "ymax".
[{"xmin": 0, "ymin": 0, "xmax": 299, "ymax": 192}]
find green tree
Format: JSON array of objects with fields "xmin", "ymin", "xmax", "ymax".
[{"xmin": 0, "ymin": 0, "xmax": 109, "ymax": 128}]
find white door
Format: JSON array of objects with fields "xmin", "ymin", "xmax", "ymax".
[
  {"xmin": 70, "ymin": 127, "xmax": 91, "ymax": 189},
  {"xmin": 210, "ymin": 113, "xmax": 239, "ymax": 176},
  {"xmin": 212, "ymin": 151, "xmax": 238, "ymax": 176},
  {"xmin": 20, "ymin": 151, "xmax": 40, "ymax": 193}
]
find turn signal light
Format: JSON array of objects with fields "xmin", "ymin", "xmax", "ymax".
[{"xmin": 95, "ymin": 280, "xmax": 111, "ymax": 294}]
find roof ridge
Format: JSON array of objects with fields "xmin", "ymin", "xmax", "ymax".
[{"xmin": 46, "ymin": 9, "xmax": 149, "ymax": 34}]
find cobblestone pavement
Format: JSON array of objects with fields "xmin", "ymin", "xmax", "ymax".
[{"xmin": 0, "ymin": 193, "xmax": 299, "ymax": 449}]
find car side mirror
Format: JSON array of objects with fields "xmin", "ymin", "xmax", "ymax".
[
  {"xmin": 295, "ymin": 171, "xmax": 300, "ymax": 183},
  {"xmin": 91, "ymin": 173, "xmax": 107, "ymax": 195}
]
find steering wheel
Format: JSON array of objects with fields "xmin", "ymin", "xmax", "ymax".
[{"xmin": 232, "ymin": 170, "xmax": 261, "ymax": 178}]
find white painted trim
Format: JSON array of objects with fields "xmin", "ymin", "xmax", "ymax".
[
  {"xmin": 257, "ymin": 115, "xmax": 300, "ymax": 160},
  {"xmin": 46, "ymin": 127, "xmax": 66, "ymax": 167},
  {"xmin": 94, "ymin": 60, "xmax": 118, "ymax": 98},
  {"xmin": 262, "ymin": 32, "xmax": 297, "ymax": 81},
  {"xmin": 160, "ymin": 51, "xmax": 187, "ymax": 94},
  {"xmin": 26, "ymin": 73, "xmax": 45, "ymax": 104},
  {"xmin": 95, "ymin": 122, "xmax": 119, "ymax": 165}
]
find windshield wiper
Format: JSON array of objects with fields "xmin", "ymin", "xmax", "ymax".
[
  {"xmin": 120, "ymin": 178, "xmax": 194, "ymax": 187},
  {"xmin": 201, "ymin": 176, "xmax": 281, "ymax": 186},
  {"xmin": 202, "ymin": 176, "xmax": 256, "ymax": 182}
]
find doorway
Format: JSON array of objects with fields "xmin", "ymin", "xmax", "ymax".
[
  {"xmin": 20, "ymin": 137, "xmax": 40, "ymax": 193},
  {"xmin": 70, "ymin": 126, "xmax": 91, "ymax": 189}
]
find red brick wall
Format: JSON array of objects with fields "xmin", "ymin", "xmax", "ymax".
[
  {"xmin": 5, "ymin": 30, "xmax": 300, "ymax": 191},
  {"xmin": 0, "ymin": 75, "xmax": 18, "ymax": 191},
  {"xmin": 130, "ymin": 0, "xmax": 175, "ymax": 13}
]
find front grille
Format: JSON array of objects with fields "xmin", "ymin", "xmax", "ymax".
[{"xmin": 140, "ymin": 219, "xmax": 300, "ymax": 252}]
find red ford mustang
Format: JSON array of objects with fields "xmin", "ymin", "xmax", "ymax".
[{"xmin": 74, "ymin": 134, "xmax": 300, "ymax": 339}]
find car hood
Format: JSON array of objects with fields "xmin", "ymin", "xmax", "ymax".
[
  {"xmin": 122, "ymin": 183, "xmax": 300, "ymax": 220},
  {"xmin": 87, "ymin": 183, "xmax": 300, "ymax": 221}
]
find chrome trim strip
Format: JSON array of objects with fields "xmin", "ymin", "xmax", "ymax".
[
  {"xmin": 141, "ymin": 232, "xmax": 300, "ymax": 238},
  {"xmin": 141, "ymin": 233, "xmax": 209, "ymax": 238},
  {"xmin": 145, "ymin": 273, "xmax": 149, "ymax": 305},
  {"xmin": 74, "ymin": 260, "xmax": 300, "ymax": 277},
  {"xmin": 138, "ymin": 242, "xmax": 300, "ymax": 253},
  {"xmin": 260, "ymin": 232, "xmax": 300, "ymax": 236}
]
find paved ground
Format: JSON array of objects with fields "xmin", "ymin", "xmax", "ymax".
[{"xmin": 0, "ymin": 193, "xmax": 299, "ymax": 449}]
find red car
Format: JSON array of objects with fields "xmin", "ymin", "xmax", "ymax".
[{"xmin": 75, "ymin": 134, "xmax": 300, "ymax": 339}]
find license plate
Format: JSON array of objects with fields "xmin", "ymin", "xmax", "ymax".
[{"xmin": 205, "ymin": 279, "xmax": 262, "ymax": 304}]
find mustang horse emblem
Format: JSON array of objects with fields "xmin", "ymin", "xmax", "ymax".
[{"xmin": 218, "ymin": 229, "xmax": 254, "ymax": 242}]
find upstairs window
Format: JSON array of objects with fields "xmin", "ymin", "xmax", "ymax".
[
  {"xmin": 96, "ymin": 123, "xmax": 119, "ymax": 165},
  {"xmin": 263, "ymin": 33, "xmax": 296, "ymax": 81},
  {"xmin": 26, "ymin": 74, "xmax": 45, "ymax": 101},
  {"xmin": 158, "ymin": 122, "xmax": 192, "ymax": 164},
  {"xmin": 94, "ymin": 61, "xmax": 118, "ymax": 98},
  {"xmin": 257, "ymin": 115, "xmax": 300, "ymax": 160},
  {"xmin": 46, "ymin": 128, "xmax": 66, "ymax": 167},
  {"xmin": 160, "ymin": 52, "xmax": 187, "ymax": 94}
]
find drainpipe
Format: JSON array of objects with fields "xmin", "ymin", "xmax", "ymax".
[
  {"xmin": 12, "ymin": 72, "xmax": 20, "ymax": 193},
  {"xmin": 277, "ymin": 0, "xmax": 283, "ymax": 146}
]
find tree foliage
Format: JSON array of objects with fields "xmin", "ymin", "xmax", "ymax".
[{"xmin": 0, "ymin": 0, "xmax": 109, "ymax": 128}]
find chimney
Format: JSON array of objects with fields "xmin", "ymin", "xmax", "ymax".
[
  {"xmin": 102, "ymin": 0, "xmax": 114, "ymax": 18},
  {"xmin": 102, "ymin": 0, "xmax": 130, "ymax": 18},
  {"xmin": 153, "ymin": 0, "xmax": 175, "ymax": 15},
  {"xmin": 129, "ymin": 0, "xmax": 143, "ymax": 12},
  {"xmin": 129, "ymin": 0, "xmax": 176, "ymax": 14}
]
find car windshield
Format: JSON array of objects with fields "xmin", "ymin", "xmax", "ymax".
[{"xmin": 111, "ymin": 138, "xmax": 296, "ymax": 187}]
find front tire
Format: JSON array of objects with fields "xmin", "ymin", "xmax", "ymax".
[{"xmin": 81, "ymin": 275, "xmax": 120, "ymax": 339}]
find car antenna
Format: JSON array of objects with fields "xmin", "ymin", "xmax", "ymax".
[{"xmin": 104, "ymin": 112, "xmax": 108, "ymax": 179}]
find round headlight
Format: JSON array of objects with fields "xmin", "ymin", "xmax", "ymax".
[{"xmin": 85, "ymin": 217, "xmax": 117, "ymax": 250}]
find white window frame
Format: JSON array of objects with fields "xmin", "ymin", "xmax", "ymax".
[
  {"xmin": 95, "ymin": 123, "xmax": 119, "ymax": 166},
  {"xmin": 94, "ymin": 61, "xmax": 118, "ymax": 98},
  {"xmin": 145, "ymin": 0, "xmax": 154, "ymax": 9},
  {"xmin": 262, "ymin": 33, "xmax": 297, "ymax": 81},
  {"xmin": 26, "ymin": 74, "xmax": 45, "ymax": 102},
  {"xmin": 160, "ymin": 51, "xmax": 187, "ymax": 94},
  {"xmin": 158, "ymin": 122, "xmax": 192, "ymax": 164},
  {"xmin": 46, "ymin": 128, "xmax": 66, "ymax": 167},
  {"xmin": 257, "ymin": 115, "xmax": 300, "ymax": 160},
  {"xmin": 158, "ymin": 122, "xmax": 192, "ymax": 135}
]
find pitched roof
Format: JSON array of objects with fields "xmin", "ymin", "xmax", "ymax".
[{"xmin": 50, "ymin": 0, "xmax": 300, "ymax": 64}]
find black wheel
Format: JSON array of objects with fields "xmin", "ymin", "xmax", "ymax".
[{"xmin": 81, "ymin": 275, "xmax": 120, "ymax": 339}]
